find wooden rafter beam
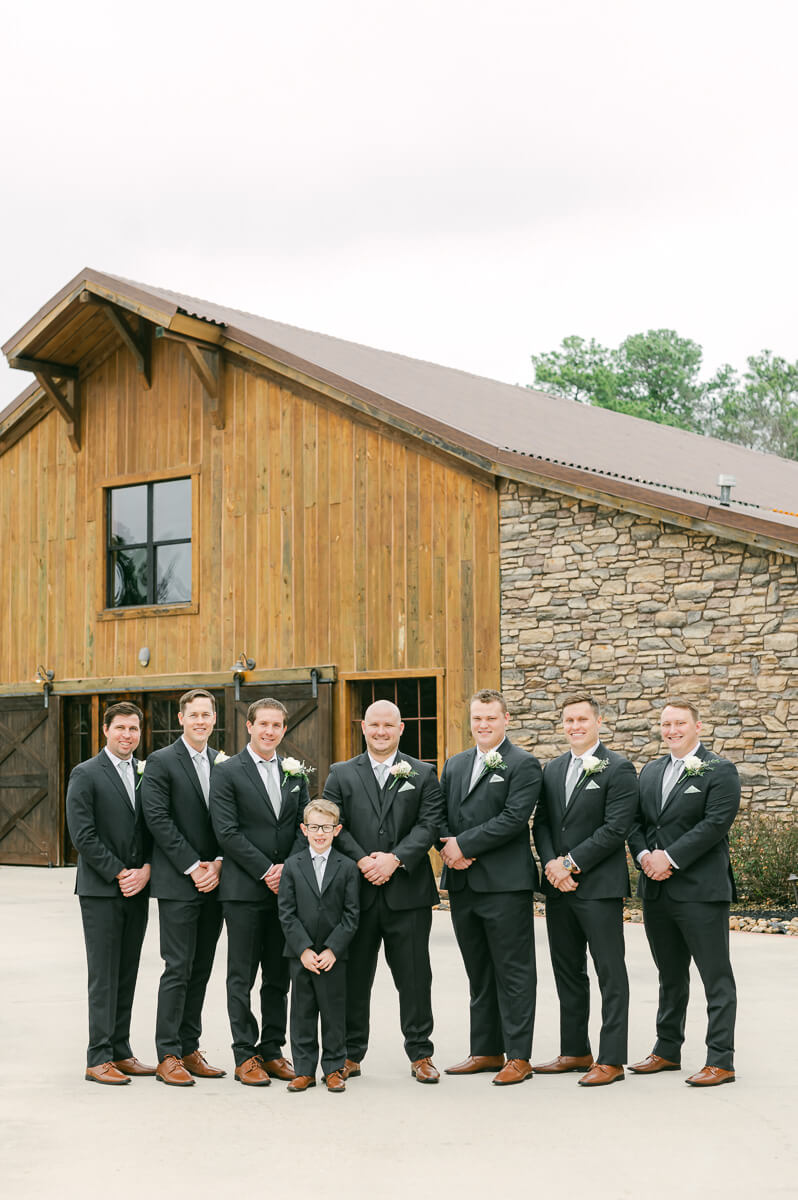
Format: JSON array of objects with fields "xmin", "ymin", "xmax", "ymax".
[
  {"xmin": 155, "ymin": 327, "xmax": 225, "ymax": 429},
  {"xmin": 8, "ymin": 357, "xmax": 80, "ymax": 450},
  {"xmin": 8, "ymin": 356, "xmax": 78, "ymax": 379},
  {"xmin": 79, "ymin": 291, "xmax": 151, "ymax": 387}
]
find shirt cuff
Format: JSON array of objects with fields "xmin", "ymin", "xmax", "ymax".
[
  {"xmin": 664, "ymin": 851, "xmax": 679, "ymax": 869},
  {"xmin": 185, "ymin": 860, "xmax": 200, "ymax": 875},
  {"xmin": 636, "ymin": 850, "xmax": 650, "ymax": 865},
  {"xmin": 566, "ymin": 852, "xmax": 579, "ymax": 872}
]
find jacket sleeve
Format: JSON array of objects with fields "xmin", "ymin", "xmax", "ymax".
[
  {"xmin": 392, "ymin": 765, "xmax": 445, "ymax": 870},
  {"xmin": 66, "ymin": 763, "xmax": 125, "ymax": 882},
  {"xmin": 568, "ymin": 758, "xmax": 639, "ymax": 874},
  {"xmin": 210, "ymin": 763, "xmax": 271, "ymax": 881},
  {"xmin": 665, "ymin": 759, "xmax": 740, "ymax": 869},
  {"xmin": 456, "ymin": 754, "xmax": 542, "ymax": 859},
  {"xmin": 141, "ymin": 753, "xmax": 199, "ymax": 874},
  {"xmin": 323, "ymin": 766, "xmax": 368, "ymax": 862}
]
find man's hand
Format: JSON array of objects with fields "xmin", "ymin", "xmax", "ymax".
[
  {"xmin": 368, "ymin": 851, "xmax": 400, "ymax": 883},
  {"xmin": 358, "ymin": 856, "xmax": 387, "ymax": 886},
  {"xmin": 264, "ymin": 863, "xmax": 283, "ymax": 894},
  {"xmin": 640, "ymin": 849, "xmax": 673, "ymax": 880},
  {"xmin": 440, "ymin": 837, "xmax": 474, "ymax": 870},
  {"xmin": 300, "ymin": 947, "xmax": 321, "ymax": 974},
  {"xmin": 545, "ymin": 856, "xmax": 578, "ymax": 889},
  {"xmin": 317, "ymin": 948, "xmax": 336, "ymax": 972},
  {"xmin": 117, "ymin": 864, "xmax": 150, "ymax": 897},
  {"xmin": 191, "ymin": 861, "xmax": 220, "ymax": 893}
]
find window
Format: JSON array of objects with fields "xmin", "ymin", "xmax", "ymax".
[
  {"xmin": 107, "ymin": 478, "xmax": 191, "ymax": 607},
  {"xmin": 350, "ymin": 676, "xmax": 439, "ymax": 765}
]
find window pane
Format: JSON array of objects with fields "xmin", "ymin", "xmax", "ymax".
[
  {"xmin": 153, "ymin": 478, "xmax": 191, "ymax": 541},
  {"xmin": 419, "ymin": 676, "xmax": 437, "ymax": 711},
  {"xmin": 112, "ymin": 548, "xmax": 148, "ymax": 606},
  {"xmin": 156, "ymin": 543, "xmax": 191, "ymax": 603},
  {"xmin": 419, "ymin": 719, "xmax": 438, "ymax": 762},
  {"xmin": 399, "ymin": 723, "xmax": 421, "ymax": 759},
  {"xmin": 397, "ymin": 678, "xmax": 419, "ymax": 718},
  {"xmin": 111, "ymin": 485, "xmax": 147, "ymax": 545}
]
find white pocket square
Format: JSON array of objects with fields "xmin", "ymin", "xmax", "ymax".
[
  {"xmin": 489, "ymin": 773, "xmax": 504, "ymax": 783},
  {"xmin": 399, "ymin": 781, "xmax": 415, "ymax": 793},
  {"xmin": 291, "ymin": 784, "xmax": 300, "ymax": 793},
  {"xmin": 685, "ymin": 784, "xmax": 700, "ymax": 793},
  {"xmin": 585, "ymin": 780, "xmax": 600, "ymax": 790}
]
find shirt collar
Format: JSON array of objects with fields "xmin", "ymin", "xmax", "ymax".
[
  {"xmin": 181, "ymin": 734, "xmax": 207, "ymax": 761},
  {"xmin": 104, "ymin": 746, "xmax": 133, "ymax": 769},
  {"xmin": 247, "ymin": 744, "xmax": 278, "ymax": 766},
  {"xmin": 474, "ymin": 736, "xmax": 506, "ymax": 760},
  {"xmin": 571, "ymin": 741, "xmax": 600, "ymax": 762},
  {"xmin": 368, "ymin": 750, "xmax": 398, "ymax": 771},
  {"xmin": 311, "ymin": 848, "xmax": 331, "ymax": 863},
  {"xmin": 672, "ymin": 741, "xmax": 701, "ymax": 764}
]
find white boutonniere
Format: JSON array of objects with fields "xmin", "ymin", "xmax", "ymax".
[
  {"xmin": 281, "ymin": 757, "xmax": 314, "ymax": 781},
  {"xmin": 581, "ymin": 756, "xmax": 608, "ymax": 778},
  {"xmin": 135, "ymin": 760, "xmax": 146, "ymax": 789},
  {"xmin": 483, "ymin": 749, "xmax": 506, "ymax": 771},
  {"xmin": 213, "ymin": 750, "xmax": 230, "ymax": 765},
  {"xmin": 388, "ymin": 760, "xmax": 418, "ymax": 789},
  {"xmin": 683, "ymin": 756, "xmax": 717, "ymax": 777}
]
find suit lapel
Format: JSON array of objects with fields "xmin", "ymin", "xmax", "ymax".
[
  {"xmin": 174, "ymin": 738, "xmax": 207, "ymax": 807},
  {"xmin": 298, "ymin": 850, "xmax": 319, "ymax": 894},
  {"xmin": 320, "ymin": 851, "xmax": 340, "ymax": 894},
  {"xmin": 567, "ymin": 744, "xmax": 608, "ymax": 811},
  {"xmin": 461, "ymin": 748, "xmax": 480, "ymax": 801},
  {"xmin": 648, "ymin": 756, "xmax": 670, "ymax": 815},
  {"xmin": 99, "ymin": 751, "xmax": 136, "ymax": 816},
  {"xmin": 240, "ymin": 749, "xmax": 278, "ymax": 820},
  {"xmin": 551, "ymin": 752, "xmax": 570, "ymax": 814},
  {"xmin": 381, "ymin": 755, "xmax": 408, "ymax": 821},
  {"xmin": 660, "ymin": 745, "xmax": 706, "ymax": 813},
  {"xmin": 355, "ymin": 754, "xmax": 383, "ymax": 820}
]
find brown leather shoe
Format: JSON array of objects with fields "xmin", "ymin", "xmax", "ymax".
[
  {"xmin": 341, "ymin": 1059, "xmax": 361, "ymax": 1079},
  {"xmin": 578, "ymin": 1063, "xmax": 624, "ymax": 1086},
  {"xmin": 156, "ymin": 1055, "xmax": 195, "ymax": 1086},
  {"xmin": 326, "ymin": 1070, "xmax": 346, "ymax": 1093},
  {"xmin": 262, "ymin": 1056, "xmax": 295, "ymax": 1081},
  {"xmin": 112, "ymin": 1056, "xmax": 157, "ymax": 1076},
  {"xmin": 287, "ymin": 1075, "xmax": 317, "ymax": 1092},
  {"xmin": 445, "ymin": 1055, "xmax": 505, "ymax": 1075},
  {"xmin": 411, "ymin": 1057, "xmax": 440, "ymax": 1083},
  {"xmin": 533, "ymin": 1054, "xmax": 594, "ymax": 1073},
  {"xmin": 182, "ymin": 1050, "xmax": 226, "ymax": 1078},
  {"xmin": 492, "ymin": 1059, "xmax": 533, "ymax": 1085},
  {"xmin": 85, "ymin": 1062, "xmax": 130, "ymax": 1085},
  {"xmin": 235, "ymin": 1055, "xmax": 272, "ymax": 1086},
  {"xmin": 685, "ymin": 1065, "xmax": 735, "ymax": 1087},
  {"xmin": 628, "ymin": 1054, "xmax": 681, "ymax": 1074}
]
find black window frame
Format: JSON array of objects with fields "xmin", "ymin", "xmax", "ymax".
[{"xmin": 106, "ymin": 478, "xmax": 192, "ymax": 608}]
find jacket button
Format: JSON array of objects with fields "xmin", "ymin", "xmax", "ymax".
[{"xmin": 379, "ymin": 828, "xmax": 385, "ymax": 836}]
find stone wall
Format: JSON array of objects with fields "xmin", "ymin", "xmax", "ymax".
[{"xmin": 499, "ymin": 481, "xmax": 798, "ymax": 816}]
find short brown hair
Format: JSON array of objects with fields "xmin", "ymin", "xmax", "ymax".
[
  {"xmin": 303, "ymin": 798, "xmax": 340, "ymax": 824},
  {"xmin": 247, "ymin": 697, "xmax": 288, "ymax": 723},
  {"xmin": 180, "ymin": 688, "xmax": 216, "ymax": 713},
  {"xmin": 103, "ymin": 701, "xmax": 143, "ymax": 728},
  {"xmin": 560, "ymin": 693, "xmax": 601, "ymax": 717},
  {"xmin": 662, "ymin": 697, "xmax": 700, "ymax": 721},
  {"xmin": 470, "ymin": 688, "xmax": 507, "ymax": 714}
]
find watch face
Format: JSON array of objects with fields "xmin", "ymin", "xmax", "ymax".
[{"xmin": 563, "ymin": 857, "xmax": 573, "ymax": 871}]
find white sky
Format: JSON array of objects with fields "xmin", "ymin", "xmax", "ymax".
[{"xmin": 2, "ymin": 0, "xmax": 797, "ymax": 413}]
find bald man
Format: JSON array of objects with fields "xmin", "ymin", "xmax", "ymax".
[{"xmin": 323, "ymin": 701, "xmax": 444, "ymax": 1083}]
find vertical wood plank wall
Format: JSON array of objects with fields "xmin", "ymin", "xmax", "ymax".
[{"xmin": 0, "ymin": 339, "xmax": 500, "ymax": 756}]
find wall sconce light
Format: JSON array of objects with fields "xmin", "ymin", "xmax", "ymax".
[
  {"xmin": 35, "ymin": 665, "xmax": 55, "ymax": 709},
  {"xmin": 230, "ymin": 652, "xmax": 256, "ymax": 701},
  {"xmin": 138, "ymin": 647, "xmax": 151, "ymax": 667}
]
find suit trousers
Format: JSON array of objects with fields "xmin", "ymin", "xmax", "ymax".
[
  {"xmin": 155, "ymin": 896, "xmax": 223, "ymax": 1060},
  {"xmin": 289, "ymin": 957, "xmax": 347, "ymax": 1076},
  {"xmin": 222, "ymin": 896, "xmax": 289, "ymax": 1065},
  {"xmin": 450, "ymin": 883, "xmax": 536, "ymax": 1060},
  {"xmin": 346, "ymin": 891, "xmax": 434, "ymax": 1063},
  {"xmin": 79, "ymin": 893, "xmax": 149, "ymax": 1067},
  {"xmin": 544, "ymin": 893, "xmax": 628, "ymax": 1064},
  {"xmin": 643, "ymin": 892, "xmax": 736, "ymax": 1070}
]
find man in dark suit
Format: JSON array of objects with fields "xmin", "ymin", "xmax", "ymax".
[
  {"xmin": 66, "ymin": 701, "xmax": 155, "ymax": 1085},
  {"xmin": 628, "ymin": 698, "xmax": 740, "ymax": 1086},
  {"xmin": 323, "ymin": 699, "xmax": 444, "ymax": 1083},
  {"xmin": 141, "ymin": 688, "xmax": 226, "ymax": 1086},
  {"xmin": 532, "ymin": 693, "xmax": 638, "ymax": 1086},
  {"xmin": 210, "ymin": 697, "xmax": 309, "ymax": 1086},
  {"xmin": 440, "ymin": 688, "xmax": 541, "ymax": 1086},
  {"xmin": 278, "ymin": 798, "xmax": 360, "ymax": 1093}
]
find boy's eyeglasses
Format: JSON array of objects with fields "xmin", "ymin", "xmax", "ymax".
[{"xmin": 306, "ymin": 823, "xmax": 335, "ymax": 833}]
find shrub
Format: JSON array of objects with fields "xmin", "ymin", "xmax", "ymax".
[{"xmin": 729, "ymin": 813, "xmax": 798, "ymax": 908}]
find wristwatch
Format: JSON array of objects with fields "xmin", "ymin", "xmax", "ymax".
[{"xmin": 562, "ymin": 856, "xmax": 575, "ymax": 873}]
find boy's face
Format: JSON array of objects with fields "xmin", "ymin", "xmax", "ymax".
[{"xmin": 301, "ymin": 810, "xmax": 341, "ymax": 854}]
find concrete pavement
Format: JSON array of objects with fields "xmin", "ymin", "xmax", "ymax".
[{"xmin": 1, "ymin": 865, "xmax": 796, "ymax": 1199}]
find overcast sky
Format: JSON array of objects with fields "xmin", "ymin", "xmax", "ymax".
[{"xmin": 2, "ymin": 0, "xmax": 797, "ymax": 413}]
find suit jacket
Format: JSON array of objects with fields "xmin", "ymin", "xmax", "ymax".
[
  {"xmin": 278, "ymin": 847, "xmax": 360, "ymax": 960},
  {"xmin": 628, "ymin": 744, "xmax": 740, "ymax": 902},
  {"xmin": 534, "ymin": 743, "xmax": 638, "ymax": 899},
  {"xmin": 209, "ymin": 748, "xmax": 308, "ymax": 901},
  {"xmin": 141, "ymin": 737, "xmax": 221, "ymax": 901},
  {"xmin": 323, "ymin": 752, "xmax": 443, "ymax": 911},
  {"xmin": 66, "ymin": 750, "xmax": 152, "ymax": 897},
  {"xmin": 439, "ymin": 737, "xmax": 541, "ymax": 894}
]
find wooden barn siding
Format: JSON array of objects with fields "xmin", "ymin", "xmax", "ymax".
[{"xmin": 0, "ymin": 338, "xmax": 500, "ymax": 755}]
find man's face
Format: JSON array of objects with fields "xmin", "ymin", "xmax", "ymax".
[
  {"xmin": 562, "ymin": 702, "xmax": 602, "ymax": 755},
  {"xmin": 660, "ymin": 705, "xmax": 701, "ymax": 758},
  {"xmin": 178, "ymin": 697, "xmax": 217, "ymax": 750},
  {"xmin": 247, "ymin": 708, "xmax": 286, "ymax": 759},
  {"xmin": 104, "ymin": 714, "xmax": 141, "ymax": 760},
  {"xmin": 301, "ymin": 810, "xmax": 341, "ymax": 854},
  {"xmin": 361, "ymin": 701, "xmax": 404, "ymax": 761},
  {"xmin": 470, "ymin": 700, "xmax": 509, "ymax": 752}
]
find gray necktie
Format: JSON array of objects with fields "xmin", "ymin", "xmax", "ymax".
[
  {"xmin": 375, "ymin": 762, "xmax": 389, "ymax": 789},
  {"xmin": 313, "ymin": 854, "xmax": 325, "ymax": 889},
  {"xmin": 194, "ymin": 752, "xmax": 210, "ymax": 806},
  {"xmin": 469, "ymin": 752, "xmax": 485, "ymax": 791},
  {"xmin": 661, "ymin": 758, "xmax": 684, "ymax": 808},
  {"xmin": 119, "ymin": 760, "xmax": 135, "ymax": 809},
  {"xmin": 260, "ymin": 758, "xmax": 282, "ymax": 817},
  {"xmin": 565, "ymin": 756, "xmax": 582, "ymax": 805}
]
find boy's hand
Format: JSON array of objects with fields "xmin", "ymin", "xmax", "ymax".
[
  {"xmin": 300, "ymin": 948, "xmax": 321, "ymax": 974},
  {"xmin": 317, "ymin": 948, "xmax": 336, "ymax": 971}
]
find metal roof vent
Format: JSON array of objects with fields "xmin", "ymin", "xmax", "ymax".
[{"xmin": 718, "ymin": 474, "xmax": 736, "ymax": 506}]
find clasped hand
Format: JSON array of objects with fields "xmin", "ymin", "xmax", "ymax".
[
  {"xmin": 640, "ymin": 849, "xmax": 673, "ymax": 881},
  {"xmin": 300, "ymin": 947, "xmax": 336, "ymax": 974},
  {"xmin": 545, "ymin": 857, "xmax": 578, "ymax": 892},
  {"xmin": 439, "ymin": 836, "xmax": 474, "ymax": 871},
  {"xmin": 358, "ymin": 851, "xmax": 399, "ymax": 886}
]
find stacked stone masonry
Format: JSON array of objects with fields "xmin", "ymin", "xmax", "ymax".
[{"xmin": 499, "ymin": 481, "xmax": 798, "ymax": 817}]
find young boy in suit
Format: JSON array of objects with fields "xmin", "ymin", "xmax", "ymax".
[{"xmin": 278, "ymin": 799, "xmax": 360, "ymax": 1093}]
